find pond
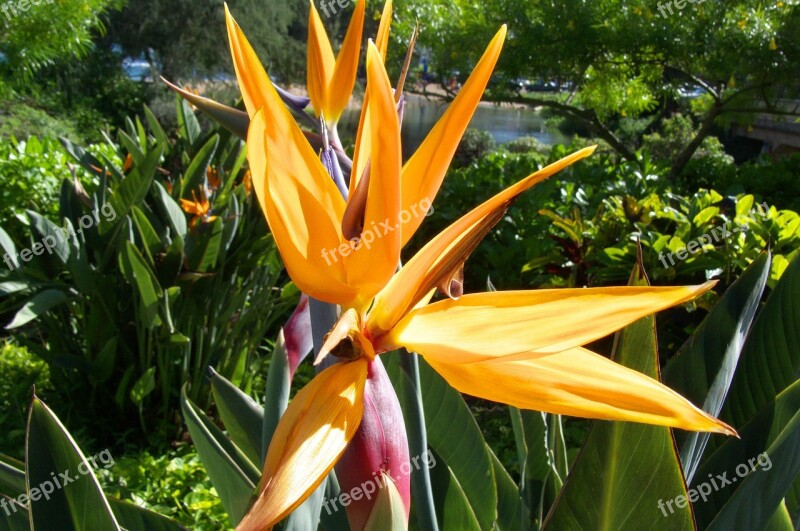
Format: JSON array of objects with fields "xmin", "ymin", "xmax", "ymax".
[{"xmin": 338, "ymin": 94, "xmax": 569, "ymax": 157}]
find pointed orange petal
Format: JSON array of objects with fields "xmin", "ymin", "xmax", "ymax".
[
  {"xmin": 307, "ymin": 1, "xmax": 337, "ymax": 117},
  {"xmin": 236, "ymin": 359, "xmax": 369, "ymax": 530},
  {"xmin": 368, "ymin": 147, "xmax": 596, "ymax": 335},
  {"xmin": 380, "ymin": 282, "xmax": 716, "ymax": 361},
  {"xmin": 375, "ymin": 0, "xmax": 393, "ymax": 61},
  {"xmin": 327, "ymin": 0, "xmax": 366, "ymax": 121},
  {"xmin": 248, "ymin": 109, "xmax": 358, "ymax": 305},
  {"xmin": 225, "ymin": 5, "xmax": 273, "ymax": 118},
  {"xmin": 399, "ymin": 26, "xmax": 506, "ymax": 246},
  {"xmin": 424, "ymin": 347, "xmax": 735, "ymax": 434},
  {"xmin": 342, "ymin": 42, "xmax": 402, "ymax": 303}
]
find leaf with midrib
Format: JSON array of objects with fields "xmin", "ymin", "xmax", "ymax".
[{"xmin": 543, "ymin": 260, "xmax": 695, "ymax": 531}]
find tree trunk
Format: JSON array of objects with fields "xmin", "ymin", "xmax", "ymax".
[{"xmin": 667, "ymin": 105, "xmax": 721, "ymax": 180}]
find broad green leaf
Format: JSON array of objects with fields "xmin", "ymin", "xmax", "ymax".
[
  {"xmin": 694, "ymin": 380, "xmax": 800, "ymax": 529},
  {"xmin": 0, "ymin": 494, "xmax": 28, "ymax": 531},
  {"xmin": 25, "ymin": 210, "xmax": 70, "ymax": 263},
  {"xmin": 417, "ymin": 358, "xmax": 497, "ymax": 530},
  {"xmin": 762, "ymin": 502, "xmax": 794, "ymax": 531},
  {"xmin": 543, "ymin": 260, "xmax": 694, "ymax": 531},
  {"xmin": 185, "ymin": 217, "xmax": 223, "ymax": 272},
  {"xmin": 6, "ymin": 289, "xmax": 68, "ymax": 329},
  {"xmin": 100, "ymin": 144, "xmax": 164, "ymax": 235},
  {"xmin": 129, "ymin": 367, "xmax": 156, "ymax": 406},
  {"xmin": 118, "ymin": 130, "xmax": 146, "ymax": 167},
  {"xmin": 177, "ymin": 99, "xmax": 201, "ymax": 146},
  {"xmin": 153, "ymin": 182, "xmax": 187, "ymax": 239},
  {"xmin": 0, "ymin": 227, "xmax": 17, "ymax": 269},
  {"xmin": 721, "ymin": 253, "xmax": 800, "ymax": 429},
  {"xmin": 180, "ymin": 135, "xmax": 219, "ymax": 199},
  {"xmin": 210, "ymin": 367, "xmax": 263, "ymax": 466},
  {"xmin": 707, "ymin": 409, "xmax": 800, "ymax": 531},
  {"xmin": 131, "ymin": 206, "xmax": 162, "ymax": 259},
  {"xmin": 663, "ymin": 252, "xmax": 770, "ymax": 482},
  {"xmin": 427, "ymin": 448, "xmax": 480, "ymax": 531},
  {"xmin": 26, "ymin": 397, "xmax": 121, "ymax": 530},
  {"xmin": 108, "ymin": 498, "xmax": 187, "ymax": 531},
  {"xmin": 262, "ymin": 332, "xmax": 291, "ymax": 464},
  {"xmin": 119, "ymin": 242, "xmax": 162, "ymax": 328},
  {"xmin": 180, "ymin": 386, "xmax": 258, "ymax": 525},
  {"xmin": 0, "ymin": 457, "xmax": 25, "ymax": 497},
  {"xmin": 489, "ymin": 446, "xmax": 530, "ymax": 531},
  {"xmin": 143, "ymin": 105, "xmax": 168, "ymax": 146}
]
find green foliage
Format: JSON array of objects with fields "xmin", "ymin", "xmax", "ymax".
[
  {"xmin": 503, "ymin": 136, "xmax": 550, "ymax": 155},
  {"xmin": 0, "ymin": 0, "xmax": 124, "ymax": 77},
  {"xmin": 395, "ymin": 0, "xmax": 800, "ymax": 174},
  {"xmin": 642, "ymin": 114, "xmax": 733, "ymax": 165},
  {"xmin": 0, "ymin": 102, "xmax": 293, "ymax": 442},
  {"xmin": 0, "ymin": 135, "xmax": 119, "ymax": 232},
  {"xmin": 453, "ymin": 128, "xmax": 495, "ymax": 167},
  {"xmin": 0, "ymin": 394, "xmax": 187, "ymax": 531},
  {"xmin": 108, "ymin": 0, "xmax": 308, "ymax": 81},
  {"xmin": 0, "ymin": 341, "xmax": 50, "ymax": 460},
  {"xmin": 99, "ymin": 447, "xmax": 227, "ymax": 531}
]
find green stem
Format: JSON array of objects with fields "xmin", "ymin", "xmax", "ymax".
[{"xmin": 400, "ymin": 350, "xmax": 440, "ymax": 531}]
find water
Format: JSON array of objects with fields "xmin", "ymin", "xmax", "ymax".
[{"xmin": 338, "ymin": 95, "xmax": 569, "ymax": 157}]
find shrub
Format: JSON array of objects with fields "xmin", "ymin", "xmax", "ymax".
[{"xmin": 453, "ymin": 128, "xmax": 496, "ymax": 167}]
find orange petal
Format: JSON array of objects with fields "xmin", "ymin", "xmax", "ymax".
[
  {"xmin": 424, "ymin": 347, "xmax": 735, "ymax": 434},
  {"xmin": 342, "ymin": 42, "xmax": 402, "ymax": 303},
  {"xmin": 247, "ymin": 109, "xmax": 358, "ymax": 306},
  {"xmin": 327, "ymin": 0, "xmax": 366, "ymax": 122},
  {"xmin": 399, "ymin": 26, "xmax": 506, "ymax": 247},
  {"xmin": 307, "ymin": 1, "xmax": 336, "ymax": 117},
  {"xmin": 236, "ymin": 359, "xmax": 369, "ymax": 530},
  {"xmin": 380, "ymin": 282, "xmax": 717, "ymax": 361},
  {"xmin": 225, "ymin": 5, "xmax": 273, "ymax": 118},
  {"xmin": 368, "ymin": 147, "xmax": 596, "ymax": 335},
  {"xmin": 375, "ymin": 0, "xmax": 393, "ymax": 62}
]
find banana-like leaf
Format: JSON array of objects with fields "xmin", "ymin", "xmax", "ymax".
[
  {"xmin": 100, "ymin": 143, "xmax": 164, "ymax": 235},
  {"xmin": 663, "ymin": 252, "xmax": 770, "ymax": 482},
  {"xmin": 180, "ymin": 385, "xmax": 258, "ymax": 526},
  {"xmin": 185, "ymin": 217, "xmax": 223, "ymax": 272},
  {"xmin": 262, "ymin": 331, "xmax": 291, "ymax": 463},
  {"xmin": 25, "ymin": 210, "xmax": 70, "ymax": 264},
  {"xmin": 543, "ymin": 260, "xmax": 695, "ymax": 530},
  {"xmin": 417, "ymin": 358, "xmax": 498, "ymax": 529},
  {"xmin": 489, "ymin": 446, "xmax": 530, "ymax": 531},
  {"xmin": 177, "ymin": 99, "xmax": 201, "ymax": 147},
  {"xmin": 722, "ymin": 253, "xmax": 800, "ymax": 430},
  {"xmin": 180, "ymin": 135, "xmax": 219, "ymax": 199},
  {"xmin": 26, "ymin": 397, "xmax": 121, "ymax": 530},
  {"xmin": 0, "ymin": 456, "xmax": 25, "ymax": 497},
  {"xmin": 694, "ymin": 379, "xmax": 800, "ymax": 529},
  {"xmin": 426, "ymin": 448, "xmax": 480, "ymax": 530},
  {"xmin": 0, "ymin": 494, "xmax": 29, "ymax": 530},
  {"xmin": 153, "ymin": 182, "xmax": 187, "ymax": 239},
  {"xmin": 210, "ymin": 367, "xmax": 263, "ymax": 466},
  {"xmin": 143, "ymin": 105, "xmax": 169, "ymax": 146},
  {"xmin": 5, "ymin": 289, "xmax": 68, "ymax": 330},
  {"xmin": 119, "ymin": 241, "xmax": 162, "ymax": 328}
]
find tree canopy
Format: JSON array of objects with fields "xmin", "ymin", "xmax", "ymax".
[{"xmin": 393, "ymin": 0, "xmax": 800, "ymax": 175}]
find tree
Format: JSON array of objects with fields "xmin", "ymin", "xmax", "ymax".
[
  {"xmin": 393, "ymin": 0, "xmax": 800, "ymax": 177},
  {"xmin": 107, "ymin": 0, "xmax": 309, "ymax": 81},
  {"xmin": 0, "ymin": 0, "xmax": 123, "ymax": 77}
]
